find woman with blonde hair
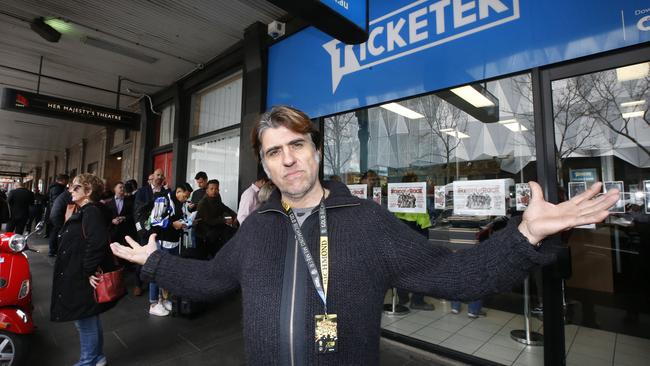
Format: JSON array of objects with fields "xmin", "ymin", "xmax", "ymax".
[{"xmin": 50, "ymin": 173, "xmax": 122, "ymax": 366}]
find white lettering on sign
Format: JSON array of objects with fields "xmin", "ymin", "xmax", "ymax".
[
  {"xmin": 322, "ymin": 0, "xmax": 518, "ymax": 93},
  {"xmin": 638, "ymin": 15, "xmax": 650, "ymax": 31}
]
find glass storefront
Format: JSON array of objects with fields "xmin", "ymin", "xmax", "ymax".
[
  {"xmin": 186, "ymin": 72, "xmax": 243, "ymax": 210},
  {"xmin": 552, "ymin": 61, "xmax": 650, "ymax": 366},
  {"xmin": 189, "ymin": 72, "xmax": 242, "ymax": 137},
  {"xmin": 324, "ymin": 73, "xmax": 547, "ymax": 365}
]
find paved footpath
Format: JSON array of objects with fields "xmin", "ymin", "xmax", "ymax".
[{"xmin": 25, "ymin": 234, "xmax": 463, "ymax": 366}]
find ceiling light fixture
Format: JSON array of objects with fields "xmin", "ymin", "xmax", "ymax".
[
  {"xmin": 616, "ymin": 63, "xmax": 649, "ymax": 82},
  {"xmin": 81, "ymin": 36, "xmax": 158, "ymax": 64},
  {"xmin": 450, "ymin": 85, "xmax": 495, "ymax": 108},
  {"xmin": 620, "ymin": 100, "xmax": 646, "ymax": 108},
  {"xmin": 30, "ymin": 17, "xmax": 61, "ymax": 43},
  {"xmin": 439, "ymin": 128, "xmax": 470, "ymax": 139},
  {"xmin": 498, "ymin": 118, "xmax": 528, "ymax": 132},
  {"xmin": 622, "ymin": 110, "xmax": 645, "ymax": 119},
  {"xmin": 380, "ymin": 103, "xmax": 424, "ymax": 119}
]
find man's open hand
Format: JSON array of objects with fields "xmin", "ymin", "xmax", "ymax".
[
  {"xmin": 110, "ymin": 234, "xmax": 158, "ymax": 265},
  {"xmin": 518, "ymin": 181, "xmax": 620, "ymax": 245}
]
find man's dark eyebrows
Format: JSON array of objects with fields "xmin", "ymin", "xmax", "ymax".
[{"xmin": 264, "ymin": 138, "xmax": 307, "ymax": 154}]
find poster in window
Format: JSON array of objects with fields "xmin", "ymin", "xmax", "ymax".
[
  {"xmin": 569, "ymin": 182, "xmax": 594, "ymax": 228},
  {"xmin": 434, "ymin": 186, "xmax": 446, "ymax": 210},
  {"xmin": 515, "ymin": 183, "xmax": 531, "ymax": 211},
  {"xmin": 568, "ymin": 181, "xmax": 587, "ymax": 200},
  {"xmin": 387, "ymin": 182, "xmax": 427, "ymax": 213},
  {"xmin": 346, "ymin": 184, "xmax": 367, "ymax": 200},
  {"xmin": 643, "ymin": 180, "xmax": 650, "ymax": 214},
  {"xmin": 453, "ymin": 179, "xmax": 508, "ymax": 216},
  {"xmin": 604, "ymin": 181, "xmax": 625, "ymax": 213},
  {"xmin": 372, "ymin": 187, "xmax": 382, "ymax": 204}
]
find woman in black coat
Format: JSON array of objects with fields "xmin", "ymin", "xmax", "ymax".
[{"xmin": 50, "ymin": 173, "xmax": 120, "ymax": 366}]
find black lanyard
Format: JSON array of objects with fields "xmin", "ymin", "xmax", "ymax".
[{"xmin": 284, "ymin": 199, "xmax": 330, "ymax": 314}]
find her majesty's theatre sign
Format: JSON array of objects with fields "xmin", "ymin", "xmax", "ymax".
[
  {"xmin": 267, "ymin": 0, "xmax": 650, "ymax": 118},
  {"xmin": 1, "ymin": 88, "xmax": 140, "ymax": 130}
]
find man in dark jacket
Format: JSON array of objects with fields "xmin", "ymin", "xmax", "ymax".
[
  {"xmin": 111, "ymin": 106, "xmax": 620, "ymax": 365},
  {"xmin": 46, "ymin": 174, "xmax": 69, "ymax": 255},
  {"xmin": 48, "ymin": 190, "xmax": 72, "ymax": 257},
  {"xmin": 106, "ymin": 182, "xmax": 136, "ymax": 246},
  {"xmin": 195, "ymin": 179, "xmax": 237, "ymax": 259},
  {"xmin": 7, "ymin": 182, "xmax": 34, "ymax": 234},
  {"xmin": 26, "ymin": 188, "xmax": 47, "ymax": 234}
]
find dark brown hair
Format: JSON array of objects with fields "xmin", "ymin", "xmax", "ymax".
[{"xmin": 251, "ymin": 105, "xmax": 320, "ymax": 161}]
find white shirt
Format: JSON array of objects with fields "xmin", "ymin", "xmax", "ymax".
[{"xmin": 237, "ymin": 183, "xmax": 261, "ymax": 224}]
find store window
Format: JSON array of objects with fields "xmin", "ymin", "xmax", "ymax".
[
  {"xmin": 154, "ymin": 104, "xmax": 175, "ymax": 147},
  {"xmin": 552, "ymin": 61, "xmax": 650, "ymax": 366},
  {"xmin": 190, "ymin": 72, "xmax": 242, "ymax": 137},
  {"xmin": 324, "ymin": 73, "xmax": 544, "ymax": 365},
  {"xmin": 186, "ymin": 129, "xmax": 240, "ymax": 211}
]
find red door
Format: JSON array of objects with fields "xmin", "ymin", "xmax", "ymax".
[{"xmin": 153, "ymin": 151, "xmax": 173, "ymax": 187}]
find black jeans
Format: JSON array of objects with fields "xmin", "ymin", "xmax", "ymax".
[{"xmin": 6, "ymin": 217, "xmax": 28, "ymax": 234}]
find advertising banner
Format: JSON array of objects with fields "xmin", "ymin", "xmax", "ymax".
[
  {"xmin": 347, "ymin": 184, "xmax": 367, "ymax": 199},
  {"xmin": 515, "ymin": 183, "xmax": 530, "ymax": 211},
  {"xmin": 387, "ymin": 182, "xmax": 427, "ymax": 213},
  {"xmin": 434, "ymin": 185, "xmax": 446, "ymax": 210},
  {"xmin": 372, "ymin": 186, "xmax": 382, "ymax": 204},
  {"xmin": 604, "ymin": 181, "xmax": 625, "ymax": 213},
  {"xmin": 453, "ymin": 179, "xmax": 509, "ymax": 216}
]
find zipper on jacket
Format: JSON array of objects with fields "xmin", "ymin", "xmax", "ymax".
[{"xmin": 289, "ymin": 232, "xmax": 298, "ymax": 366}]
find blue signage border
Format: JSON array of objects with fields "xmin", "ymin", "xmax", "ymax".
[{"xmin": 268, "ymin": 0, "xmax": 650, "ymax": 118}]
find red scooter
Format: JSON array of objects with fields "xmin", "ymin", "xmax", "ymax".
[{"xmin": 0, "ymin": 221, "xmax": 41, "ymax": 366}]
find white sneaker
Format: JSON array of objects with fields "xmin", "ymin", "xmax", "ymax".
[
  {"xmin": 162, "ymin": 299, "xmax": 173, "ymax": 311},
  {"xmin": 149, "ymin": 302, "xmax": 170, "ymax": 317},
  {"xmin": 96, "ymin": 355, "xmax": 107, "ymax": 366}
]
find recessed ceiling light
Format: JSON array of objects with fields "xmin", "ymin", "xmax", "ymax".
[
  {"xmin": 620, "ymin": 100, "xmax": 645, "ymax": 107},
  {"xmin": 616, "ymin": 63, "xmax": 649, "ymax": 82},
  {"xmin": 450, "ymin": 85, "xmax": 495, "ymax": 108},
  {"xmin": 440, "ymin": 129, "xmax": 470, "ymax": 139},
  {"xmin": 380, "ymin": 103, "xmax": 424, "ymax": 119},
  {"xmin": 622, "ymin": 110, "xmax": 645, "ymax": 119}
]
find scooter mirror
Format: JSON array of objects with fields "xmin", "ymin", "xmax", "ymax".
[{"xmin": 34, "ymin": 220, "xmax": 45, "ymax": 234}]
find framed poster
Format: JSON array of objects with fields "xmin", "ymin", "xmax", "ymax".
[
  {"xmin": 569, "ymin": 181, "xmax": 594, "ymax": 229},
  {"xmin": 453, "ymin": 179, "xmax": 508, "ymax": 216},
  {"xmin": 604, "ymin": 181, "xmax": 625, "ymax": 213},
  {"xmin": 515, "ymin": 183, "xmax": 531, "ymax": 211},
  {"xmin": 372, "ymin": 186, "xmax": 381, "ymax": 204},
  {"xmin": 568, "ymin": 181, "xmax": 587, "ymax": 200},
  {"xmin": 387, "ymin": 182, "xmax": 427, "ymax": 213},
  {"xmin": 347, "ymin": 184, "xmax": 367, "ymax": 199},
  {"xmin": 643, "ymin": 180, "xmax": 650, "ymax": 214},
  {"xmin": 434, "ymin": 186, "xmax": 446, "ymax": 210}
]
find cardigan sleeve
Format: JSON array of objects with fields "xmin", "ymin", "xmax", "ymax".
[
  {"xmin": 140, "ymin": 230, "xmax": 242, "ymax": 302},
  {"xmin": 371, "ymin": 204, "xmax": 556, "ymax": 301}
]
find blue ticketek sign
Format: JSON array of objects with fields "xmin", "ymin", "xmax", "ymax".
[
  {"xmin": 319, "ymin": 0, "xmax": 367, "ymax": 30},
  {"xmin": 268, "ymin": 0, "xmax": 650, "ymax": 118}
]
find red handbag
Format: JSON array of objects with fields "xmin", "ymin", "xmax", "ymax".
[{"xmin": 94, "ymin": 265, "xmax": 126, "ymax": 303}]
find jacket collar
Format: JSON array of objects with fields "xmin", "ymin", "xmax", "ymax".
[{"xmin": 258, "ymin": 180, "xmax": 360, "ymax": 214}]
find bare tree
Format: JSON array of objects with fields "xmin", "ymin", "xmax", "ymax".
[
  {"xmin": 417, "ymin": 94, "xmax": 468, "ymax": 183},
  {"xmin": 578, "ymin": 72, "xmax": 650, "ymax": 157},
  {"xmin": 323, "ymin": 112, "xmax": 357, "ymax": 177}
]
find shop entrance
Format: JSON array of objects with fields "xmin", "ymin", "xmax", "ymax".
[{"xmin": 544, "ymin": 48, "xmax": 650, "ymax": 365}]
